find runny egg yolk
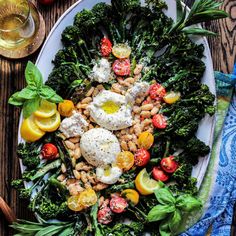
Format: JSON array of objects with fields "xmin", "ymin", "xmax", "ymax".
[{"xmin": 101, "ymin": 101, "xmax": 120, "ymax": 114}]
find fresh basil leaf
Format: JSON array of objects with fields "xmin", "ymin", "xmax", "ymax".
[
  {"xmin": 46, "ymin": 94, "xmax": 63, "ymax": 103},
  {"xmin": 39, "ymin": 85, "xmax": 56, "ymax": 99},
  {"xmin": 25, "ymin": 61, "xmax": 43, "ymax": 88},
  {"xmin": 176, "ymin": 194, "xmax": 202, "ymax": 212},
  {"xmin": 8, "ymin": 92, "xmax": 26, "ymax": 106},
  {"xmin": 159, "ymin": 220, "xmax": 171, "ymax": 236},
  {"xmin": 147, "ymin": 204, "xmax": 175, "ymax": 222},
  {"xmin": 17, "ymin": 87, "xmax": 37, "ymax": 100},
  {"xmin": 168, "ymin": 209, "xmax": 182, "ymax": 233},
  {"xmin": 23, "ymin": 97, "xmax": 41, "ymax": 118},
  {"xmin": 154, "ymin": 188, "xmax": 176, "ymax": 205}
]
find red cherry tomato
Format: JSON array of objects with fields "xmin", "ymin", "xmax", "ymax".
[
  {"xmin": 97, "ymin": 206, "xmax": 113, "ymax": 224},
  {"xmin": 41, "ymin": 143, "xmax": 58, "ymax": 160},
  {"xmin": 109, "ymin": 197, "xmax": 128, "ymax": 213},
  {"xmin": 161, "ymin": 156, "xmax": 179, "ymax": 173},
  {"xmin": 112, "ymin": 59, "xmax": 130, "ymax": 76},
  {"xmin": 38, "ymin": 0, "xmax": 55, "ymax": 5},
  {"xmin": 101, "ymin": 37, "xmax": 112, "ymax": 57},
  {"xmin": 152, "ymin": 167, "xmax": 169, "ymax": 182},
  {"xmin": 134, "ymin": 148, "xmax": 150, "ymax": 167},
  {"xmin": 152, "ymin": 114, "xmax": 167, "ymax": 129},
  {"xmin": 149, "ymin": 83, "xmax": 166, "ymax": 99}
]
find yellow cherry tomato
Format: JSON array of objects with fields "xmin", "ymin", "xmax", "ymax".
[
  {"xmin": 116, "ymin": 151, "xmax": 134, "ymax": 171},
  {"xmin": 58, "ymin": 100, "xmax": 75, "ymax": 117},
  {"xmin": 138, "ymin": 131, "xmax": 154, "ymax": 150},
  {"xmin": 163, "ymin": 91, "xmax": 181, "ymax": 104},
  {"xmin": 121, "ymin": 189, "xmax": 139, "ymax": 205},
  {"xmin": 67, "ymin": 195, "xmax": 84, "ymax": 212},
  {"xmin": 112, "ymin": 43, "xmax": 131, "ymax": 59},
  {"xmin": 79, "ymin": 188, "xmax": 98, "ymax": 208}
]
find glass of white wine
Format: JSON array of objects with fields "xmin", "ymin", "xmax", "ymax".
[{"xmin": 0, "ymin": 0, "xmax": 40, "ymax": 50}]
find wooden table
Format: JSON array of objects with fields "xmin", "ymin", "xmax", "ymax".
[{"xmin": 0, "ymin": 0, "xmax": 235, "ymax": 235}]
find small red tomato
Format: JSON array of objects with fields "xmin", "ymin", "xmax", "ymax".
[
  {"xmin": 149, "ymin": 83, "xmax": 166, "ymax": 99},
  {"xmin": 134, "ymin": 148, "xmax": 150, "ymax": 167},
  {"xmin": 152, "ymin": 167, "xmax": 169, "ymax": 182},
  {"xmin": 152, "ymin": 114, "xmax": 167, "ymax": 129},
  {"xmin": 112, "ymin": 59, "xmax": 130, "ymax": 76},
  {"xmin": 161, "ymin": 156, "xmax": 179, "ymax": 173},
  {"xmin": 97, "ymin": 206, "xmax": 113, "ymax": 224},
  {"xmin": 101, "ymin": 37, "xmax": 112, "ymax": 57},
  {"xmin": 41, "ymin": 143, "xmax": 58, "ymax": 160},
  {"xmin": 109, "ymin": 197, "xmax": 128, "ymax": 213},
  {"xmin": 38, "ymin": 0, "xmax": 55, "ymax": 5}
]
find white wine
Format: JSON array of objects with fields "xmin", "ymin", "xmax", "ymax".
[{"xmin": 0, "ymin": 1, "xmax": 36, "ymax": 49}]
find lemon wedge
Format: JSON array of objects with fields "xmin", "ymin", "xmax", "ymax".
[
  {"xmin": 34, "ymin": 111, "xmax": 61, "ymax": 132},
  {"xmin": 34, "ymin": 100, "xmax": 57, "ymax": 118},
  {"xmin": 135, "ymin": 168, "xmax": 162, "ymax": 195},
  {"xmin": 20, "ymin": 116, "xmax": 45, "ymax": 142}
]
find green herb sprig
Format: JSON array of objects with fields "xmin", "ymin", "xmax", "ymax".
[
  {"xmin": 147, "ymin": 188, "xmax": 202, "ymax": 236},
  {"xmin": 169, "ymin": 0, "xmax": 228, "ymax": 36},
  {"xmin": 8, "ymin": 62, "xmax": 63, "ymax": 118}
]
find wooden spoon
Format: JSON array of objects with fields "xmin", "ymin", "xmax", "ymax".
[{"xmin": 0, "ymin": 197, "xmax": 16, "ymax": 224}]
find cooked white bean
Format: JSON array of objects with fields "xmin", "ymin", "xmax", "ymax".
[
  {"xmin": 134, "ymin": 64, "xmax": 143, "ymax": 75},
  {"xmin": 128, "ymin": 141, "xmax": 137, "ymax": 152},
  {"xmin": 121, "ymin": 141, "xmax": 128, "ymax": 151},
  {"xmin": 69, "ymin": 137, "xmax": 80, "ymax": 143},
  {"xmin": 97, "ymin": 84, "xmax": 105, "ymax": 91},
  {"xmin": 151, "ymin": 106, "xmax": 159, "ymax": 115},
  {"xmin": 140, "ymin": 111, "xmax": 151, "ymax": 118},
  {"xmin": 86, "ymin": 87, "xmax": 95, "ymax": 97},
  {"xmin": 61, "ymin": 163, "xmax": 66, "ymax": 173},
  {"xmin": 74, "ymin": 147, "xmax": 81, "ymax": 159},
  {"xmin": 141, "ymin": 104, "xmax": 153, "ymax": 111},
  {"xmin": 73, "ymin": 170, "xmax": 81, "ymax": 180},
  {"xmin": 124, "ymin": 77, "xmax": 135, "ymax": 84},
  {"xmin": 81, "ymin": 97, "xmax": 92, "ymax": 104},
  {"xmin": 133, "ymin": 106, "xmax": 141, "ymax": 114},
  {"xmin": 65, "ymin": 140, "xmax": 75, "ymax": 150}
]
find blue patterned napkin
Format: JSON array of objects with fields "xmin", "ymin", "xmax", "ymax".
[{"xmin": 181, "ymin": 65, "xmax": 236, "ymax": 236}]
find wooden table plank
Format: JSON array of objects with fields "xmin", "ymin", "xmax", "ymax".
[{"xmin": 0, "ymin": 0, "xmax": 234, "ymax": 235}]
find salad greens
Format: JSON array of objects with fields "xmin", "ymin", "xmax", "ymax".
[
  {"xmin": 10, "ymin": 0, "xmax": 228, "ymax": 235},
  {"xmin": 8, "ymin": 62, "xmax": 63, "ymax": 118}
]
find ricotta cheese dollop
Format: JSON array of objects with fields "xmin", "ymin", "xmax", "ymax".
[
  {"xmin": 89, "ymin": 58, "xmax": 111, "ymax": 83},
  {"xmin": 59, "ymin": 111, "xmax": 88, "ymax": 138},
  {"xmin": 89, "ymin": 90, "xmax": 133, "ymax": 130},
  {"xmin": 80, "ymin": 128, "xmax": 121, "ymax": 167}
]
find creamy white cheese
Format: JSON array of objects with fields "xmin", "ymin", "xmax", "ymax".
[
  {"xmin": 59, "ymin": 111, "xmax": 88, "ymax": 138},
  {"xmin": 125, "ymin": 81, "xmax": 150, "ymax": 104},
  {"xmin": 89, "ymin": 58, "xmax": 111, "ymax": 83},
  {"xmin": 80, "ymin": 128, "xmax": 121, "ymax": 167},
  {"xmin": 96, "ymin": 166, "xmax": 122, "ymax": 185},
  {"xmin": 89, "ymin": 90, "xmax": 133, "ymax": 130}
]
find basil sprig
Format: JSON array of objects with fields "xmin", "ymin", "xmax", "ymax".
[
  {"xmin": 8, "ymin": 62, "xmax": 63, "ymax": 118},
  {"xmin": 147, "ymin": 188, "xmax": 202, "ymax": 236}
]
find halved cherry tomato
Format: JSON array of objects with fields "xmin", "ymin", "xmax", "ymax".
[
  {"xmin": 97, "ymin": 206, "xmax": 113, "ymax": 224},
  {"xmin": 110, "ymin": 196, "xmax": 128, "ymax": 213},
  {"xmin": 112, "ymin": 43, "xmax": 131, "ymax": 59},
  {"xmin": 121, "ymin": 189, "xmax": 139, "ymax": 206},
  {"xmin": 149, "ymin": 83, "xmax": 166, "ymax": 99},
  {"xmin": 41, "ymin": 143, "xmax": 58, "ymax": 160},
  {"xmin": 112, "ymin": 59, "xmax": 130, "ymax": 76},
  {"xmin": 152, "ymin": 166, "xmax": 169, "ymax": 182},
  {"xmin": 67, "ymin": 195, "xmax": 84, "ymax": 212},
  {"xmin": 138, "ymin": 131, "xmax": 154, "ymax": 150},
  {"xmin": 161, "ymin": 156, "xmax": 179, "ymax": 173},
  {"xmin": 79, "ymin": 188, "xmax": 98, "ymax": 207},
  {"xmin": 116, "ymin": 151, "xmax": 134, "ymax": 171},
  {"xmin": 101, "ymin": 37, "xmax": 112, "ymax": 57},
  {"xmin": 134, "ymin": 148, "xmax": 150, "ymax": 167},
  {"xmin": 152, "ymin": 114, "xmax": 167, "ymax": 129}
]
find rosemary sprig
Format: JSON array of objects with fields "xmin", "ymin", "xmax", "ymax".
[{"xmin": 169, "ymin": 0, "xmax": 228, "ymax": 36}]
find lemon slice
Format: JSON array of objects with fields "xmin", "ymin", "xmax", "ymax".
[
  {"xmin": 135, "ymin": 168, "xmax": 162, "ymax": 195},
  {"xmin": 34, "ymin": 100, "xmax": 57, "ymax": 118},
  {"xmin": 112, "ymin": 43, "xmax": 131, "ymax": 59},
  {"xmin": 34, "ymin": 111, "xmax": 61, "ymax": 132},
  {"xmin": 163, "ymin": 91, "xmax": 181, "ymax": 104},
  {"xmin": 20, "ymin": 116, "xmax": 45, "ymax": 142}
]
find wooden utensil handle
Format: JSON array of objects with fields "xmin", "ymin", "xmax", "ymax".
[{"xmin": 0, "ymin": 197, "xmax": 16, "ymax": 224}]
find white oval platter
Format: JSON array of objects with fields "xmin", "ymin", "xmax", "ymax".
[{"xmin": 18, "ymin": 0, "xmax": 216, "ymax": 188}]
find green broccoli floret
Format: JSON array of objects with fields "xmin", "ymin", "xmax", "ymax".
[
  {"xmin": 22, "ymin": 156, "xmax": 40, "ymax": 170},
  {"xmin": 111, "ymin": 0, "xmax": 141, "ymax": 15},
  {"xmin": 19, "ymin": 188, "xmax": 32, "ymax": 199},
  {"xmin": 61, "ymin": 25, "xmax": 81, "ymax": 47},
  {"xmin": 11, "ymin": 179, "xmax": 24, "ymax": 190},
  {"xmin": 92, "ymin": 2, "xmax": 113, "ymax": 22},
  {"xmin": 38, "ymin": 198, "xmax": 60, "ymax": 220}
]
